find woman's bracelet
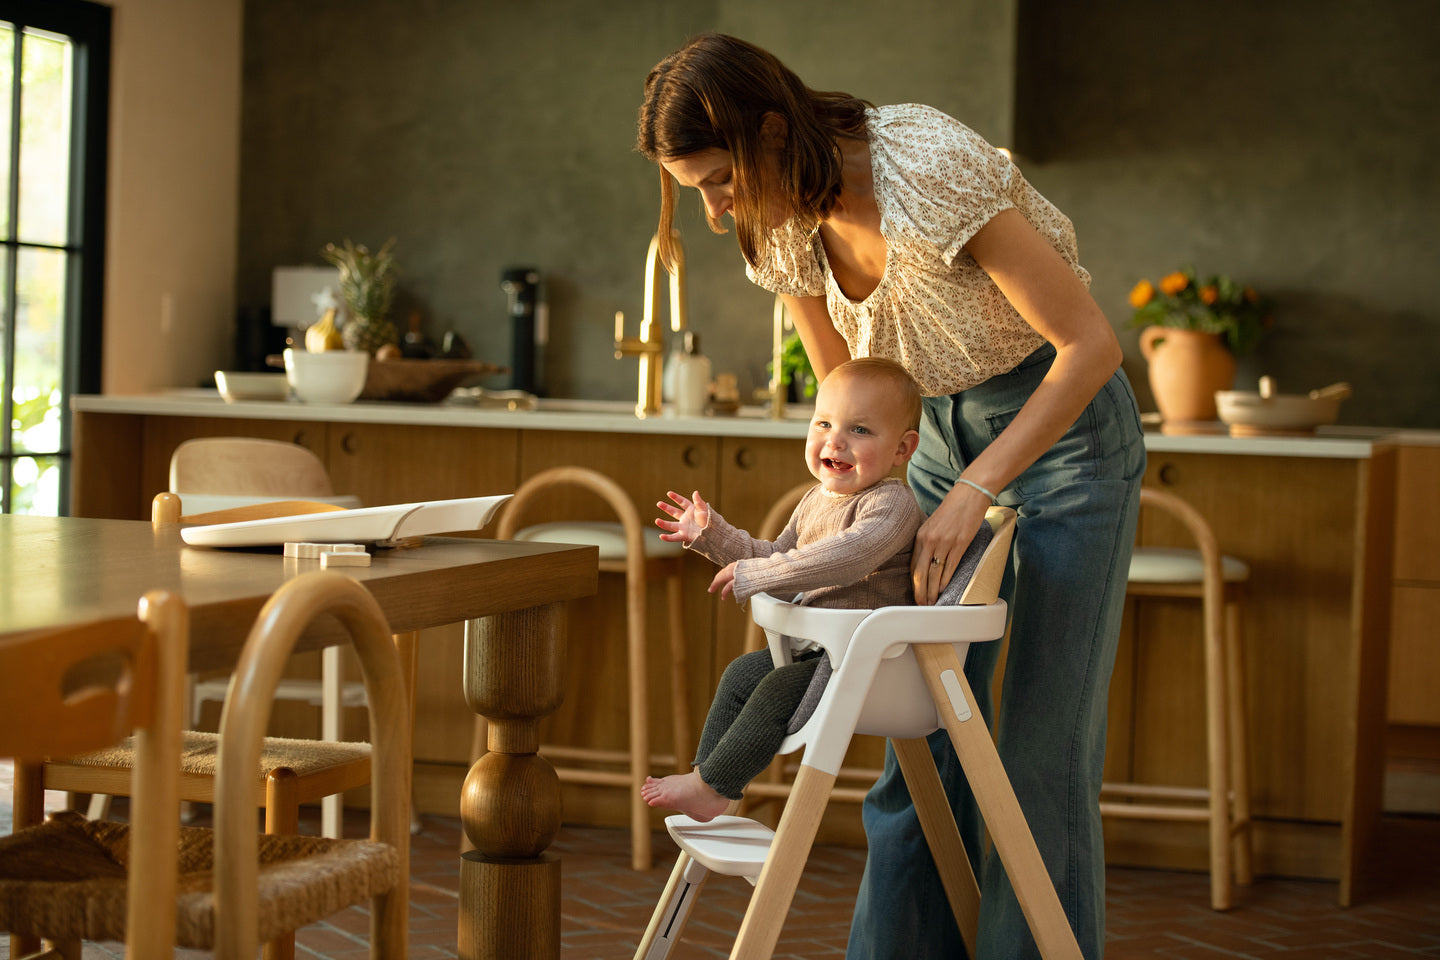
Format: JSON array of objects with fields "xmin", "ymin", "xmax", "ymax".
[{"xmin": 956, "ymin": 477, "xmax": 1000, "ymax": 504}]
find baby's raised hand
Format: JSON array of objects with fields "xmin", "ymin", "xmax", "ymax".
[
  {"xmin": 710, "ymin": 561, "xmax": 738, "ymax": 600},
  {"xmin": 656, "ymin": 490, "xmax": 711, "ymax": 543}
]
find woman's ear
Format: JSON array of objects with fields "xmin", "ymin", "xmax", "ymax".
[{"xmin": 760, "ymin": 112, "xmax": 788, "ymax": 150}]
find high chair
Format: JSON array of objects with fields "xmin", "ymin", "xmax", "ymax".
[
  {"xmin": 1102, "ymin": 486, "xmax": 1254, "ymax": 910},
  {"xmin": 635, "ymin": 507, "xmax": 1084, "ymax": 960},
  {"xmin": 468, "ymin": 465, "xmax": 693, "ymax": 870}
]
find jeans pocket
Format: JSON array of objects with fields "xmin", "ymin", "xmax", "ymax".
[{"xmin": 988, "ymin": 402, "xmax": 1102, "ymax": 499}]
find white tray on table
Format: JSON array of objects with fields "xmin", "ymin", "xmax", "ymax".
[{"xmin": 179, "ymin": 495, "xmax": 512, "ymax": 548}]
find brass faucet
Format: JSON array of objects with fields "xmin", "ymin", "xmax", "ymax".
[{"xmin": 614, "ymin": 230, "xmax": 687, "ymax": 418}]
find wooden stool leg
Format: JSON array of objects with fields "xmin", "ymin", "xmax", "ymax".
[
  {"xmin": 665, "ymin": 570, "xmax": 692, "ymax": 773},
  {"xmin": 321, "ymin": 644, "xmax": 344, "ymax": 839},
  {"xmin": 1202, "ymin": 581, "xmax": 1233, "ymax": 911},
  {"xmin": 913, "ymin": 644, "xmax": 1083, "ymax": 960},
  {"xmin": 626, "ymin": 571, "xmax": 653, "ymax": 871},
  {"xmin": 11, "ymin": 761, "xmax": 44, "ymax": 960},
  {"xmin": 893, "ymin": 736, "xmax": 980, "ymax": 958},
  {"xmin": 1224, "ymin": 597, "xmax": 1254, "ymax": 885},
  {"xmin": 730, "ymin": 763, "xmax": 838, "ymax": 960}
]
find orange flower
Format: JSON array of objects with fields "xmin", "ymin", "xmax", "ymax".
[
  {"xmin": 1128, "ymin": 280, "xmax": 1155, "ymax": 309},
  {"xmin": 1243, "ymin": 287, "xmax": 1259, "ymax": 302},
  {"xmin": 1199, "ymin": 285, "xmax": 1219, "ymax": 305},
  {"xmin": 1159, "ymin": 271, "xmax": 1189, "ymax": 296}
]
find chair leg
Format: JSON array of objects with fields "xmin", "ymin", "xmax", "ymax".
[
  {"xmin": 626, "ymin": 572, "xmax": 653, "ymax": 871},
  {"xmin": 892, "ymin": 736, "xmax": 980, "ymax": 958},
  {"xmin": 913, "ymin": 644, "xmax": 1083, "ymax": 960},
  {"xmin": 729, "ymin": 763, "xmax": 838, "ymax": 960},
  {"xmin": 665, "ymin": 571, "xmax": 692, "ymax": 773},
  {"xmin": 1224, "ymin": 597, "xmax": 1254, "ymax": 886},
  {"xmin": 1202, "ymin": 586, "xmax": 1234, "ymax": 911},
  {"xmin": 264, "ymin": 768, "xmax": 301, "ymax": 960},
  {"xmin": 633, "ymin": 851, "xmax": 710, "ymax": 960},
  {"xmin": 321, "ymin": 645, "xmax": 345, "ymax": 839}
]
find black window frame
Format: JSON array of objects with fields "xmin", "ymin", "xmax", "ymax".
[{"xmin": 0, "ymin": 0, "xmax": 110, "ymax": 515}]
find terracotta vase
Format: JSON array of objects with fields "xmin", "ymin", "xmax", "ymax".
[{"xmin": 1138, "ymin": 327, "xmax": 1236, "ymax": 431}]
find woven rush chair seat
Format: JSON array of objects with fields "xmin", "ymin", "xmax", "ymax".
[
  {"xmin": 0, "ymin": 811, "xmax": 398, "ymax": 947},
  {"xmin": 60, "ymin": 731, "xmax": 371, "ymax": 799}
]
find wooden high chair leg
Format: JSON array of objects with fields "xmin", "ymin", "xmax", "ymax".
[
  {"xmin": 729, "ymin": 764, "xmax": 838, "ymax": 960},
  {"xmin": 264, "ymin": 768, "xmax": 301, "ymax": 960},
  {"xmin": 1225, "ymin": 598, "xmax": 1254, "ymax": 886},
  {"xmin": 892, "ymin": 736, "xmax": 981, "ymax": 957},
  {"xmin": 913, "ymin": 644, "xmax": 1084, "ymax": 960}
]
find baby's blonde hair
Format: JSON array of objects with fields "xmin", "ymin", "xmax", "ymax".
[{"xmin": 827, "ymin": 357, "xmax": 923, "ymax": 431}]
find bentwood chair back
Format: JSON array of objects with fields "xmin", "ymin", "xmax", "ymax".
[{"xmin": 0, "ymin": 590, "xmax": 187, "ymax": 960}]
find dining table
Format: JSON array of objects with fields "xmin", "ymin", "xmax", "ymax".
[{"xmin": 0, "ymin": 513, "xmax": 598, "ymax": 960}]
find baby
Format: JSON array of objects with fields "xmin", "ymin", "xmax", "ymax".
[{"xmin": 643, "ymin": 357, "xmax": 923, "ymax": 821}]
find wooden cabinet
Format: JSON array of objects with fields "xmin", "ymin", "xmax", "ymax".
[{"xmin": 1388, "ymin": 445, "xmax": 1440, "ymax": 727}]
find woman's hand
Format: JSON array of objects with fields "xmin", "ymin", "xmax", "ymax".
[
  {"xmin": 911, "ymin": 484, "xmax": 991, "ymax": 605},
  {"xmin": 710, "ymin": 561, "xmax": 739, "ymax": 600},
  {"xmin": 656, "ymin": 489, "xmax": 711, "ymax": 543}
]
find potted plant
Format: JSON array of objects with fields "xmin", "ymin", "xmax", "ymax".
[
  {"xmin": 1127, "ymin": 267, "xmax": 1271, "ymax": 430},
  {"xmin": 322, "ymin": 237, "xmax": 399, "ymax": 355}
]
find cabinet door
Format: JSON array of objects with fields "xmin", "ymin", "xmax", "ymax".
[{"xmin": 1389, "ymin": 445, "xmax": 1440, "ymax": 725}]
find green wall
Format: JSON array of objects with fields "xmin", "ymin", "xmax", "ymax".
[{"xmin": 238, "ymin": 0, "xmax": 1439, "ymax": 427}]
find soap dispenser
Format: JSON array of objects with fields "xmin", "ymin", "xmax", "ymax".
[{"xmin": 674, "ymin": 331, "xmax": 711, "ymax": 417}]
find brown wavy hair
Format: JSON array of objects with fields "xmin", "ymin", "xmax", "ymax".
[{"xmin": 636, "ymin": 34, "xmax": 871, "ymax": 271}]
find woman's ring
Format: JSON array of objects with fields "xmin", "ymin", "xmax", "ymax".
[{"xmin": 931, "ymin": 557, "xmax": 944, "ymax": 567}]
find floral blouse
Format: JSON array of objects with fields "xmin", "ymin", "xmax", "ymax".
[{"xmin": 746, "ymin": 103, "xmax": 1089, "ymax": 396}]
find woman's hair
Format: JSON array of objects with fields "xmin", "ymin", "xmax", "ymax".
[
  {"xmin": 637, "ymin": 33, "xmax": 871, "ymax": 271},
  {"xmin": 828, "ymin": 357, "xmax": 923, "ymax": 432}
]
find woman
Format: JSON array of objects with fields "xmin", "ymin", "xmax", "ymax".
[{"xmin": 637, "ymin": 33, "xmax": 1145, "ymax": 960}]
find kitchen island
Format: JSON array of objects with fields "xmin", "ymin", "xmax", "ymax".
[{"xmin": 71, "ymin": 391, "xmax": 1422, "ymax": 905}]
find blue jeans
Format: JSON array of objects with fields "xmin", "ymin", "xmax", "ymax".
[{"xmin": 846, "ymin": 343, "xmax": 1145, "ymax": 960}]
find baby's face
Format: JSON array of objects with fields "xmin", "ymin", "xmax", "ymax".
[{"xmin": 804, "ymin": 374, "xmax": 918, "ymax": 495}]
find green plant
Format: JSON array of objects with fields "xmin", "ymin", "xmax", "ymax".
[
  {"xmin": 322, "ymin": 237, "xmax": 398, "ymax": 322},
  {"xmin": 768, "ymin": 332, "xmax": 816, "ymax": 399},
  {"xmin": 1127, "ymin": 266, "xmax": 1271, "ymax": 355}
]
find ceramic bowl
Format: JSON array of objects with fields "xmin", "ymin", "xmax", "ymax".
[
  {"xmin": 283, "ymin": 348, "xmax": 369, "ymax": 404},
  {"xmin": 214, "ymin": 371, "xmax": 289, "ymax": 403},
  {"xmin": 1215, "ymin": 379, "xmax": 1350, "ymax": 435}
]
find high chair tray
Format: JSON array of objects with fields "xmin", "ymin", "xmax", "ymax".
[{"xmin": 179, "ymin": 494, "xmax": 511, "ymax": 547}]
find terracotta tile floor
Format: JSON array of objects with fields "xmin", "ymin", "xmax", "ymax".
[{"xmin": 4, "ymin": 769, "xmax": 1439, "ymax": 959}]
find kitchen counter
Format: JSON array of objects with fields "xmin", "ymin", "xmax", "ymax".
[{"xmin": 72, "ymin": 391, "xmax": 1435, "ymax": 455}]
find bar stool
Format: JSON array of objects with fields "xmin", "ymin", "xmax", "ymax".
[
  {"xmin": 1101, "ymin": 486, "xmax": 1254, "ymax": 910},
  {"xmin": 467, "ymin": 465, "xmax": 692, "ymax": 870}
]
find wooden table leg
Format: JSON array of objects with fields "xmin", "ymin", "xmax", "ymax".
[
  {"xmin": 458, "ymin": 603, "xmax": 566, "ymax": 960},
  {"xmin": 10, "ymin": 761, "xmax": 44, "ymax": 959}
]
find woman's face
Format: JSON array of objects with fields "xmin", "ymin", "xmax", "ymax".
[{"xmin": 661, "ymin": 148, "xmax": 787, "ymax": 228}]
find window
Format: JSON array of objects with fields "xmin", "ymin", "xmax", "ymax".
[{"xmin": 0, "ymin": 0, "xmax": 109, "ymax": 515}]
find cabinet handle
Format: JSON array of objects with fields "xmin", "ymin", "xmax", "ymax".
[
  {"xmin": 292, "ymin": 430, "xmax": 307, "ymax": 447},
  {"xmin": 342, "ymin": 432, "xmax": 359, "ymax": 455},
  {"xmin": 1157, "ymin": 462, "xmax": 1178, "ymax": 485},
  {"xmin": 735, "ymin": 447, "xmax": 754, "ymax": 470},
  {"xmin": 682, "ymin": 445, "xmax": 700, "ymax": 468}
]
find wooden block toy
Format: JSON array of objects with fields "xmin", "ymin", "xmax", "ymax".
[{"xmin": 320, "ymin": 550, "xmax": 371, "ymax": 568}]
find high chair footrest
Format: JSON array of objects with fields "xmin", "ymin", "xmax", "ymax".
[{"xmin": 665, "ymin": 814, "xmax": 774, "ymax": 879}]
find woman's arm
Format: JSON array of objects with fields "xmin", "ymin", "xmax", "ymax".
[
  {"xmin": 781, "ymin": 293, "xmax": 851, "ymax": 380},
  {"xmin": 912, "ymin": 207, "xmax": 1122, "ymax": 604}
]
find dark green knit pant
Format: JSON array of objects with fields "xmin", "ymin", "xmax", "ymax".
[{"xmin": 694, "ymin": 648, "xmax": 822, "ymax": 799}]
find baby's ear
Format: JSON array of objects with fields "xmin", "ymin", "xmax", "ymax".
[{"xmin": 894, "ymin": 429, "xmax": 921, "ymax": 464}]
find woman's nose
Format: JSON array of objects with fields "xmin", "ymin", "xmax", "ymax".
[{"xmin": 702, "ymin": 188, "xmax": 731, "ymax": 219}]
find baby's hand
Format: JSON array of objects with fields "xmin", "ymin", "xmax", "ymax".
[
  {"xmin": 710, "ymin": 561, "xmax": 738, "ymax": 600},
  {"xmin": 656, "ymin": 490, "xmax": 711, "ymax": 544}
]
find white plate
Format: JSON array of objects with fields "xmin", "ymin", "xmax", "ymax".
[{"xmin": 180, "ymin": 494, "xmax": 512, "ymax": 548}]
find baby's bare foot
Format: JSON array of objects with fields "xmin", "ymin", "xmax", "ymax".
[{"xmin": 640, "ymin": 771, "xmax": 729, "ymax": 822}]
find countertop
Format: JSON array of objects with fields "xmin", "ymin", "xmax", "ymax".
[{"xmin": 73, "ymin": 390, "xmax": 1439, "ymax": 458}]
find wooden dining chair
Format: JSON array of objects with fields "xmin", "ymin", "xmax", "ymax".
[
  {"xmin": 1, "ymin": 572, "xmax": 412, "ymax": 960},
  {"xmin": 1, "ymin": 589, "xmax": 187, "ymax": 960}
]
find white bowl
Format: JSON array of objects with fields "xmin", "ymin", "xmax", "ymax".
[
  {"xmin": 214, "ymin": 371, "xmax": 289, "ymax": 403},
  {"xmin": 283, "ymin": 348, "xmax": 369, "ymax": 404}
]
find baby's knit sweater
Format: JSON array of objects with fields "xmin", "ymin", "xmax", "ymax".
[{"xmin": 688, "ymin": 477, "xmax": 922, "ymax": 609}]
